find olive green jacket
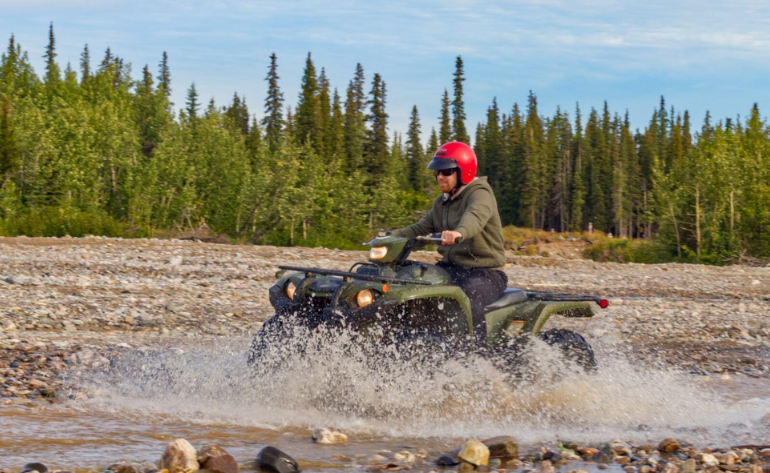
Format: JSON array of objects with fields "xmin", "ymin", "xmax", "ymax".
[{"xmin": 392, "ymin": 177, "xmax": 506, "ymax": 269}]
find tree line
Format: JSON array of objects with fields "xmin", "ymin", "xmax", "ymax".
[{"xmin": 0, "ymin": 26, "xmax": 768, "ymax": 262}]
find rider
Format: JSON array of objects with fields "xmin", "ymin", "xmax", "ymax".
[{"xmin": 390, "ymin": 142, "xmax": 508, "ymax": 345}]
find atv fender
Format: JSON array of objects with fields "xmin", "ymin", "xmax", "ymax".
[
  {"xmin": 380, "ymin": 284, "xmax": 474, "ymax": 340},
  {"xmin": 485, "ymin": 300, "xmax": 595, "ymax": 346}
]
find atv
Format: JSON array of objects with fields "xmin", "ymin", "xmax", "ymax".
[{"xmin": 248, "ymin": 233, "xmax": 608, "ymax": 373}]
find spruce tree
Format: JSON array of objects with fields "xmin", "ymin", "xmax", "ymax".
[
  {"xmin": 158, "ymin": 51, "xmax": 171, "ymax": 98},
  {"xmin": 343, "ymin": 63, "xmax": 366, "ymax": 171},
  {"xmin": 0, "ymin": 97, "xmax": 19, "ymax": 177},
  {"xmin": 439, "ymin": 89, "xmax": 451, "ymax": 143},
  {"xmin": 294, "ymin": 53, "xmax": 319, "ymax": 145},
  {"xmin": 80, "ymin": 44, "xmax": 91, "ymax": 84},
  {"xmin": 317, "ymin": 68, "xmax": 331, "ymax": 156},
  {"xmin": 262, "ymin": 52, "xmax": 284, "ymax": 153},
  {"xmin": 452, "ymin": 56, "xmax": 469, "ymax": 144},
  {"xmin": 225, "ymin": 93, "xmax": 249, "ymax": 135},
  {"xmin": 186, "ymin": 83, "xmax": 199, "ymax": 121},
  {"xmin": 406, "ymin": 105, "xmax": 424, "ymax": 191},
  {"xmin": 364, "ymin": 73, "xmax": 389, "ymax": 180},
  {"xmin": 44, "ymin": 22, "xmax": 60, "ymax": 87}
]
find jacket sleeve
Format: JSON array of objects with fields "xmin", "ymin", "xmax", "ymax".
[
  {"xmin": 455, "ymin": 188, "xmax": 494, "ymax": 241},
  {"xmin": 390, "ymin": 207, "xmax": 436, "ymax": 238}
]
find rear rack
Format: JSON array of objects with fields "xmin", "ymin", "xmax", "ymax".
[
  {"xmin": 525, "ymin": 290, "xmax": 606, "ymax": 306},
  {"xmin": 278, "ymin": 265, "xmax": 438, "ymax": 286}
]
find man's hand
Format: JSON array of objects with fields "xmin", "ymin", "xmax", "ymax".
[{"xmin": 440, "ymin": 230, "xmax": 463, "ymax": 245}]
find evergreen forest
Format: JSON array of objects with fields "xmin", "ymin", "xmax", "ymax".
[{"xmin": 1, "ymin": 27, "xmax": 769, "ymax": 263}]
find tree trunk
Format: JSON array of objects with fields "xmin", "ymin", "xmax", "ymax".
[
  {"xmin": 695, "ymin": 184, "xmax": 701, "ymax": 260},
  {"xmin": 290, "ymin": 217, "xmax": 295, "ymax": 246},
  {"xmin": 669, "ymin": 202, "xmax": 681, "ymax": 258}
]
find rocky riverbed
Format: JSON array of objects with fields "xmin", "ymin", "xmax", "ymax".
[{"xmin": 1, "ymin": 236, "xmax": 769, "ymax": 472}]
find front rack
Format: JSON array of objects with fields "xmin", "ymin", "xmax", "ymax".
[{"xmin": 278, "ymin": 265, "xmax": 438, "ymax": 286}]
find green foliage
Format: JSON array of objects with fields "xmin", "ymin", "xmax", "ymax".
[{"xmin": 0, "ymin": 29, "xmax": 769, "ymax": 263}]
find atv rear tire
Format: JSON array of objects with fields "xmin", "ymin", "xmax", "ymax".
[{"xmin": 538, "ymin": 328, "xmax": 597, "ymax": 371}]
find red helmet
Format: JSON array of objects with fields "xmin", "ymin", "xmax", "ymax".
[{"xmin": 427, "ymin": 141, "xmax": 477, "ymax": 185}]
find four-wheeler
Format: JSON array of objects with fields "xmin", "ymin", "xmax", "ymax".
[{"xmin": 248, "ymin": 234, "xmax": 608, "ymax": 373}]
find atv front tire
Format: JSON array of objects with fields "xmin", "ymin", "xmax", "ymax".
[{"xmin": 538, "ymin": 328, "xmax": 597, "ymax": 371}]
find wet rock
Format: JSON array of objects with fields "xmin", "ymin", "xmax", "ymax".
[
  {"xmin": 594, "ymin": 452, "xmax": 612, "ymax": 464},
  {"xmin": 107, "ymin": 464, "xmax": 140, "ymax": 473},
  {"xmin": 542, "ymin": 451, "xmax": 562, "ymax": 463},
  {"xmin": 488, "ymin": 459, "xmax": 502, "ymax": 468},
  {"xmin": 256, "ymin": 446, "xmax": 301, "ymax": 473},
  {"xmin": 21, "ymin": 463, "xmax": 48, "ymax": 473},
  {"xmin": 757, "ymin": 448, "xmax": 770, "ymax": 458},
  {"xmin": 159, "ymin": 438, "xmax": 199, "ymax": 473},
  {"xmin": 717, "ymin": 452, "xmax": 739, "ymax": 465},
  {"xmin": 602, "ymin": 440, "xmax": 633, "ymax": 458},
  {"xmin": 658, "ymin": 439, "xmax": 681, "ymax": 453},
  {"xmin": 623, "ymin": 467, "xmax": 636, "ymax": 473},
  {"xmin": 682, "ymin": 459, "xmax": 696, "ymax": 473},
  {"xmin": 614, "ymin": 456, "xmax": 631, "ymax": 464},
  {"xmin": 699, "ymin": 453, "xmax": 719, "ymax": 467},
  {"xmin": 457, "ymin": 439, "xmax": 490, "ymax": 466},
  {"xmin": 579, "ymin": 448, "xmax": 599, "ymax": 457},
  {"xmin": 311, "ymin": 427, "xmax": 348, "ymax": 445},
  {"xmin": 535, "ymin": 460, "xmax": 555, "ymax": 473},
  {"xmin": 661, "ymin": 462, "xmax": 678, "ymax": 473},
  {"xmin": 482, "ymin": 436, "xmax": 519, "ymax": 459},
  {"xmin": 367, "ymin": 455, "xmax": 389, "ymax": 464},
  {"xmin": 503, "ymin": 459, "xmax": 524, "ymax": 469},
  {"xmin": 393, "ymin": 452, "xmax": 416, "ymax": 463},
  {"xmin": 436, "ymin": 456, "xmax": 459, "ymax": 466},
  {"xmin": 198, "ymin": 445, "xmax": 239, "ymax": 473}
]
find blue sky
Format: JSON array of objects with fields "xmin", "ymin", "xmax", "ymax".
[{"xmin": 2, "ymin": 0, "xmax": 769, "ymax": 141}]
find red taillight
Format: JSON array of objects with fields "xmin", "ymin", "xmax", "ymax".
[{"xmin": 599, "ymin": 299, "xmax": 609, "ymax": 309}]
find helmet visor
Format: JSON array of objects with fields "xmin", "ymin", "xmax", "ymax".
[{"xmin": 427, "ymin": 157, "xmax": 458, "ymax": 170}]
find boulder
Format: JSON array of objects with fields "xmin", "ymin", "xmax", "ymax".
[
  {"xmin": 256, "ymin": 446, "xmax": 300, "ymax": 473},
  {"xmin": 21, "ymin": 463, "xmax": 48, "ymax": 473},
  {"xmin": 198, "ymin": 445, "xmax": 240, "ymax": 473},
  {"xmin": 481, "ymin": 436, "xmax": 519, "ymax": 459},
  {"xmin": 159, "ymin": 438, "xmax": 199, "ymax": 473},
  {"xmin": 457, "ymin": 439, "xmax": 489, "ymax": 467},
  {"xmin": 311, "ymin": 427, "xmax": 347, "ymax": 445},
  {"xmin": 658, "ymin": 438, "xmax": 681, "ymax": 453}
]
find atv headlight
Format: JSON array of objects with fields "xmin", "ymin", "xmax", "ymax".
[
  {"xmin": 369, "ymin": 246, "xmax": 388, "ymax": 260},
  {"xmin": 285, "ymin": 281, "xmax": 296, "ymax": 300},
  {"xmin": 356, "ymin": 289, "xmax": 374, "ymax": 307}
]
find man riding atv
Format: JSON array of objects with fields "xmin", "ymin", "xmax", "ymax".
[{"xmin": 390, "ymin": 141, "xmax": 507, "ymax": 345}]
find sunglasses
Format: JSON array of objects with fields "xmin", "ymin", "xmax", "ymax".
[{"xmin": 435, "ymin": 168, "xmax": 456, "ymax": 177}]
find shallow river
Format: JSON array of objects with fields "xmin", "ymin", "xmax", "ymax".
[{"xmin": 2, "ymin": 335, "xmax": 769, "ymax": 471}]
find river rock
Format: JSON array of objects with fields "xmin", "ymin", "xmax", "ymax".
[
  {"xmin": 107, "ymin": 464, "xmax": 140, "ymax": 473},
  {"xmin": 198, "ymin": 445, "xmax": 239, "ymax": 473},
  {"xmin": 482, "ymin": 435, "xmax": 519, "ymax": 459},
  {"xmin": 682, "ymin": 459, "xmax": 696, "ymax": 473},
  {"xmin": 159, "ymin": 438, "xmax": 199, "ymax": 473},
  {"xmin": 457, "ymin": 439, "xmax": 490, "ymax": 466},
  {"xmin": 699, "ymin": 453, "xmax": 719, "ymax": 467},
  {"xmin": 21, "ymin": 463, "xmax": 48, "ymax": 473},
  {"xmin": 757, "ymin": 448, "xmax": 770, "ymax": 457},
  {"xmin": 256, "ymin": 446, "xmax": 301, "ymax": 473},
  {"xmin": 311, "ymin": 427, "xmax": 347, "ymax": 445},
  {"xmin": 602, "ymin": 440, "xmax": 633, "ymax": 457},
  {"xmin": 535, "ymin": 461, "xmax": 555, "ymax": 473},
  {"xmin": 393, "ymin": 451, "xmax": 416, "ymax": 463},
  {"xmin": 661, "ymin": 462, "xmax": 678, "ymax": 473},
  {"xmin": 437, "ymin": 455, "xmax": 460, "ymax": 466},
  {"xmin": 658, "ymin": 438, "xmax": 681, "ymax": 453}
]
